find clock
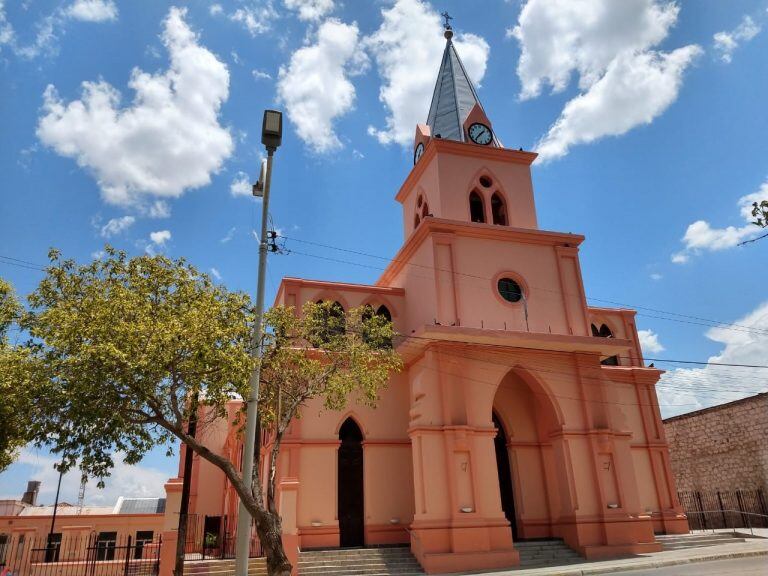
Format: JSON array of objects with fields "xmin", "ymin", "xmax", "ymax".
[
  {"xmin": 413, "ymin": 142, "xmax": 425, "ymax": 165},
  {"xmin": 468, "ymin": 122, "xmax": 493, "ymax": 145}
]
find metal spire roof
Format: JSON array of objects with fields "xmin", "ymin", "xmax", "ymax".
[{"xmin": 425, "ymin": 25, "xmax": 495, "ymax": 144}]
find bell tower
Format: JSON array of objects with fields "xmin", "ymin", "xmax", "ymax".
[{"xmin": 400, "ymin": 19, "xmax": 539, "ymax": 239}]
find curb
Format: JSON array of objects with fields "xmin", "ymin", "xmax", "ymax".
[{"xmin": 493, "ymin": 545, "xmax": 768, "ymax": 576}]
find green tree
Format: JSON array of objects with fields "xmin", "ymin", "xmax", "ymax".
[
  {"xmin": 17, "ymin": 248, "xmax": 402, "ymax": 576},
  {"xmin": 0, "ymin": 278, "xmax": 32, "ymax": 471},
  {"xmin": 744, "ymin": 199, "xmax": 768, "ymax": 245}
]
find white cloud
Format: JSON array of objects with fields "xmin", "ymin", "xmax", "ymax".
[
  {"xmin": 252, "ymin": 68, "xmax": 272, "ymax": 80},
  {"xmin": 284, "ymin": 0, "xmax": 335, "ymax": 22},
  {"xmin": 230, "ymin": 2, "xmax": 278, "ymax": 36},
  {"xmin": 209, "ymin": 4, "xmax": 224, "ymax": 17},
  {"xmin": 210, "ymin": 267, "xmax": 222, "ymax": 281},
  {"xmin": 535, "ymin": 46, "xmax": 701, "ymax": 161},
  {"xmin": 650, "ymin": 273, "xmax": 663, "ymax": 281},
  {"xmin": 11, "ymin": 11, "xmax": 60, "ymax": 59},
  {"xmin": 713, "ymin": 15, "xmax": 760, "ymax": 64},
  {"xmin": 511, "ymin": 0, "xmax": 679, "ymax": 100},
  {"xmin": 365, "ymin": 0, "xmax": 490, "ymax": 146},
  {"xmin": 149, "ymin": 230, "xmax": 171, "ymax": 246},
  {"xmin": 657, "ymin": 301, "xmax": 768, "ymax": 418},
  {"xmin": 146, "ymin": 200, "xmax": 171, "ymax": 219},
  {"xmin": 673, "ymin": 183, "xmax": 767, "ymax": 262},
  {"xmin": 220, "ymin": 227, "xmax": 237, "ymax": 243},
  {"xmin": 66, "ymin": 0, "xmax": 118, "ymax": 23},
  {"xmin": 638, "ymin": 328, "xmax": 665, "ymax": 354},
  {"xmin": 277, "ymin": 18, "xmax": 367, "ymax": 153},
  {"xmin": 0, "ymin": 0, "xmax": 117, "ymax": 60},
  {"xmin": 37, "ymin": 8, "xmax": 233, "ymax": 208},
  {"xmin": 1, "ymin": 1, "xmax": 17, "ymax": 52},
  {"xmin": 0, "ymin": 449, "xmax": 168, "ymax": 505},
  {"xmin": 100, "ymin": 215, "xmax": 135, "ymax": 238},
  {"xmin": 230, "ymin": 171, "xmax": 252, "ymax": 197},
  {"xmin": 510, "ymin": 0, "xmax": 700, "ymax": 162}
]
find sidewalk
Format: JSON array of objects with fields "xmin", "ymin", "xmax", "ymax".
[{"xmin": 466, "ymin": 537, "xmax": 768, "ymax": 575}]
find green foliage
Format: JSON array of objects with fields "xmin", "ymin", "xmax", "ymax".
[
  {"xmin": 259, "ymin": 301, "xmax": 402, "ymax": 432},
  {"xmin": 9, "ymin": 249, "xmax": 402, "ymax": 575},
  {"xmin": 750, "ymin": 200, "xmax": 768, "ymax": 228},
  {"xmin": 0, "ymin": 279, "xmax": 32, "ymax": 471},
  {"xmin": 20, "ymin": 247, "xmax": 254, "ymax": 478}
]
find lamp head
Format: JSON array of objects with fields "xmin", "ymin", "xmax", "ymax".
[{"xmin": 261, "ymin": 109, "xmax": 283, "ymax": 150}]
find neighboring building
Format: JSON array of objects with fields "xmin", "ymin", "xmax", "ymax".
[
  {"xmin": 0, "ymin": 481, "xmax": 166, "ymax": 573},
  {"xmin": 178, "ymin": 24, "xmax": 688, "ymax": 575},
  {"xmin": 663, "ymin": 392, "xmax": 768, "ymax": 527}
]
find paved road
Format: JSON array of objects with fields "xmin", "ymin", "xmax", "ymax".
[{"xmin": 597, "ymin": 556, "xmax": 768, "ymax": 575}]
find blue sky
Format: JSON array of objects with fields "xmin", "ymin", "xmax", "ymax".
[{"xmin": 1, "ymin": 0, "xmax": 767, "ymax": 504}]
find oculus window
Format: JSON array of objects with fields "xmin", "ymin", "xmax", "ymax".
[{"xmin": 498, "ymin": 278, "xmax": 522, "ymax": 303}]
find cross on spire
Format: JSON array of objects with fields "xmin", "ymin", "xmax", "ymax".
[{"xmin": 441, "ymin": 11, "xmax": 453, "ymax": 30}]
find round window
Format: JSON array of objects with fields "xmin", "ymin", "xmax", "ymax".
[
  {"xmin": 479, "ymin": 176, "xmax": 493, "ymax": 188},
  {"xmin": 498, "ymin": 278, "xmax": 523, "ymax": 303}
]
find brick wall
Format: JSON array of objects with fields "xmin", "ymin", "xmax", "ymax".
[{"xmin": 663, "ymin": 393, "xmax": 768, "ymax": 492}]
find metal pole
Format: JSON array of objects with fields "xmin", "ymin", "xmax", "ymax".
[
  {"xmin": 235, "ymin": 147, "xmax": 275, "ymax": 576},
  {"xmin": 48, "ymin": 463, "xmax": 64, "ymax": 538}
]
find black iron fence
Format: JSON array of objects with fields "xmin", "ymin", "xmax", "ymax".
[
  {"xmin": 0, "ymin": 532, "xmax": 161, "ymax": 576},
  {"xmin": 182, "ymin": 514, "xmax": 262, "ymax": 562},
  {"xmin": 678, "ymin": 488, "xmax": 768, "ymax": 533}
]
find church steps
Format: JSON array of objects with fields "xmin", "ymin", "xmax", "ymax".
[{"xmin": 298, "ymin": 546, "xmax": 424, "ymax": 575}]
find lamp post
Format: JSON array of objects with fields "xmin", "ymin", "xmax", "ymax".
[{"xmin": 235, "ymin": 109, "xmax": 282, "ymax": 576}]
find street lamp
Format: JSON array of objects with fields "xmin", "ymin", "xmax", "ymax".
[{"xmin": 235, "ymin": 109, "xmax": 282, "ymax": 576}]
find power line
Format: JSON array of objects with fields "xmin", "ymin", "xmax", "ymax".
[
  {"xmin": 393, "ymin": 332, "xmax": 768, "ymax": 370},
  {"xmin": 278, "ymin": 235, "xmax": 768, "ymax": 337},
  {"xmin": 0, "ymin": 255, "xmax": 46, "ymax": 272}
]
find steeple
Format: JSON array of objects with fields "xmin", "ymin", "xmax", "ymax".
[{"xmin": 423, "ymin": 16, "xmax": 499, "ymax": 146}]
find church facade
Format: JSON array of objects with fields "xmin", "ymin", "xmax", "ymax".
[{"xmin": 181, "ymin": 26, "xmax": 688, "ymax": 574}]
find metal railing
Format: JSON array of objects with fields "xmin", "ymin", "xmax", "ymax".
[
  {"xmin": 0, "ymin": 532, "xmax": 162, "ymax": 576},
  {"xmin": 683, "ymin": 509, "xmax": 768, "ymax": 537},
  {"xmin": 678, "ymin": 488, "xmax": 768, "ymax": 533},
  {"xmin": 182, "ymin": 514, "xmax": 263, "ymax": 562}
]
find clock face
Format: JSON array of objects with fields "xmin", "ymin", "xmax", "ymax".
[
  {"xmin": 468, "ymin": 122, "xmax": 493, "ymax": 145},
  {"xmin": 413, "ymin": 142, "xmax": 425, "ymax": 165}
]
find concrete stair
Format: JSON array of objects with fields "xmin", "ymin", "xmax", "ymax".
[
  {"xmin": 298, "ymin": 546, "xmax": 424, "ymax": 575},
  {"xmin": 184, "ymin": 557, "xmax": 267, "ymax": 575},
  {"xmin": 513, "ymin": 540, "xmax": 583, "ymax": 569},
  {"xmin": 655, "ymin": 532, "xmax": 746, "ymax": 551}
]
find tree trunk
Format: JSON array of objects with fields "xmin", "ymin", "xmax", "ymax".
[{"xmin": 258, "ymin": 512, "xmax": 292, "ymax": 576}]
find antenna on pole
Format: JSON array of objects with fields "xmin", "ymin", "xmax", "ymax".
[{"xmin": 77, "ymin": 472, "xmax": 87, "ymax": 514}]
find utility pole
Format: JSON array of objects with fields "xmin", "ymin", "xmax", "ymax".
[{"xmin": 235, "ymin": 109, "xmax": 283, "ymax": 576}]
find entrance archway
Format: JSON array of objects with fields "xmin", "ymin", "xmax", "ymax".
[
  {"xmin": 493, "ymin": 412, "xmax": 518, "ymax": 540},
  {"xmin": 338, "ymin": 417, "xmax": 364, "ymax": 547}
]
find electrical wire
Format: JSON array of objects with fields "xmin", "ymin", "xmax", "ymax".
[{"xmin": 278, "ymin": 234, "xmax": 768, "ymax": 338}]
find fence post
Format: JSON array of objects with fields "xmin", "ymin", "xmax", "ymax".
[
  {"xmin": 123, "ymin": 535, "xmax": 132, "ymax": 576},
  {"xmin": 758, "ymin": 489, "xmax": 768, "ymax": 528}
]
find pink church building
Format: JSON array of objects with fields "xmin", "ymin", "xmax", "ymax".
[{"xmin": 179, "ymin": 26, "xmax": 689, "ymax": 574}]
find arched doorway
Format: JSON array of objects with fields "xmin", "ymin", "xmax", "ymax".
[
  {"xmin": 338, "ymin": 418, "xmax": 364, "ymax": 547},
  {"xmin": 493, "ymin": 412, "xmax": 518, "ymax": 540}
]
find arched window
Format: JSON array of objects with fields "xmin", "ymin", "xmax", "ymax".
[
  {"xmin": 421, "ymin": 203, "xmax": 429, "ymax": 218},
  {"xmin": 491, "ymin": 192, "xmax": 507, "ymax": 226},
  {"xmin": 375, "ymin": 305, "xmax": 392, "ymax": 322},
  {"xmin": 592, "ymin": 323, "xmax": 619, "ymax": 365},
  {"xmin": 414, "ymin": 214, "xmax": 421, "ymax": 229},
  {"xmin": 309, "ymin": 300, "xmax": 346, "ymax": 347},
  {"xmin": 361, "ymin": 304, "xmax": 393, "ymax": 348},
  {"xmin": 469, "ymin": 191, "xmax": 485, "ymax": 223}
]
